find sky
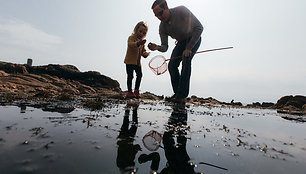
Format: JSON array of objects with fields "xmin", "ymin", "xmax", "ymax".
[{"xmin": 0, "ymin": 0, "xmax": 305, "ymax": 104}]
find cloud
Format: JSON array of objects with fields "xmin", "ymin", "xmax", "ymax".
[{"xmin": 0, "ymin": 18, "xmax": 62, "ymax": 51}]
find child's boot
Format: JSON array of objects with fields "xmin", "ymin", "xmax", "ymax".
[
  {"xmin": 126, "ymin": 91, "xmax": 136, "ymax": 98},
  {"xmin": 134, "ymin": 90, "xmax": 141, "ymax": 98}
]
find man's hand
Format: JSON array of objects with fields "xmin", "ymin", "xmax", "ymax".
[
  {"xmin": 137, "ymin": 39, "xmax": 146, "ymax": 47},
  {"xmin": 182, "ymin": 48, "xmax": 192, "ymax": 57},
  {"xmin": 148, "ymin": 42, "xmax": 159, "ymax": 51}
]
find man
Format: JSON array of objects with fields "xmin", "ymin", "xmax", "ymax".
[
  {"xmin": 148, "ymin": 0, "xmax": 203, "ymax": 103},
  {"xmin": 160, "ymin": 106, "xmax": 196, "ymax": 173}
]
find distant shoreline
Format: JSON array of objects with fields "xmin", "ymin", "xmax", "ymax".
[{"xmin": 0, "ymin": 61, "xmax": 305, "ymax": 115}]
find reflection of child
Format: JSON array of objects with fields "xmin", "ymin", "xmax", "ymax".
[
  {"xmin": 116, "ymin": 104, "xmax": 141, "ymax": 173},
  {"xmin": 124, "ymin": 21, "xmax": 150, "ymax": 98}
]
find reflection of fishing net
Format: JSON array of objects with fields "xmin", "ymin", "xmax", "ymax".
[
  {"xmin": 142, "ymin": 130, "xmax": 163, "ymax": 151},
  {"xmin": 148, "ymin": 55, "xmax": 168, "ymax": 75}
]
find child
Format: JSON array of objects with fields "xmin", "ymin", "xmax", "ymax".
[{"xmin": 124, "ymin": 21, "xmax": 150, "ymax": 98}]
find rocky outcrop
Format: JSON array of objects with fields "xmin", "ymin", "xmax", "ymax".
[
  {"xmin": 1, "ymin": 61, "xmax": 305, "ymax": 117},
  {"xmin": 273, "ymin": 95, "xmax": 306, "ymax": 115},
  {"xmin": 246, "ymin": 102, "xmax": 275, "ymax": 108},
  {"xmin": 187, "ymin": 96, "xmax": 223, "ymax": 105},
  {"xmin": 26, "ymin": 64, "xmax": 120, "ymax": 89},
  {"xmin": 0, "ymin": 61, "xmax": 121, "ymax": 100},
  {"xmin": 0, "ymin": 62, "xmax": 28, "ymax": 74}
]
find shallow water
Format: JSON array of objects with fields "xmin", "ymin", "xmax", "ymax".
[{"xmin": 0, "ymin": 101, "xmax": 306, "ymax": 174}]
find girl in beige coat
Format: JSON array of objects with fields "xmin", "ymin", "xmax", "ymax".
[{"xmin": 124, "ymin": 21, "xmax": 150, "ymax": 98}]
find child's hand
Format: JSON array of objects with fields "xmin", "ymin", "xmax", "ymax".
[
  {"xmin": 137, "ymin": 39, "xmax": 146, "ymax": 46},
  {"xmin": 143, "ymin": 52, "xmax": 150, "ymax": 58},
  {"xmin": 148, "ymin": 42, "xmax": 159, "ymax": 51}
]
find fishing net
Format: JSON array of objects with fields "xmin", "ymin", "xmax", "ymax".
[
  {"xmin": 142, "ymin": 130, "xmax": 163, "ymax": 151},
  {"xmin": 148, "ymin": 47, "xmax": 234, "ymax": 75},
  {"xmin": 148, "ymin": 55, "xmax": 168, "ymax": 75}
]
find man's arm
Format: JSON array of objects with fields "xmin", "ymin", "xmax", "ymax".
[
  {"xmin": 158, "ymin": 24, "xmax": 168, "ymax": 52},
  {"xmin": 148, "ymin": 23, "xmax": 168, "ymax": 52},
  {"xmin": 184, "ymin": 6, "xmax": 203, "ymax": 51}
]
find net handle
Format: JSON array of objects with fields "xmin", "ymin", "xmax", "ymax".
[{"xmin": 165, "ymin": 46, "xmax": 233, "ymax": 61}]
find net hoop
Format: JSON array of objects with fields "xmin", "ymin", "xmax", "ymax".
[
  {"xmin": 148, "ymin": 55, "xmax": 168, "ymax": 75},
  {"xmin": 142, "ymin": 130, "xmax": 163, "ymax": 151}
]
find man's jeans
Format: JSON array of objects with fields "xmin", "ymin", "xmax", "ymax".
[{"xmin": 168, "ymin": 37, "xmax": 201, "ymax": 98}]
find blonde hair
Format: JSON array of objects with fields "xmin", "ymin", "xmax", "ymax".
[{"xmin": 133, "ymin": 21, "xmax": 148, "ymax": 35}]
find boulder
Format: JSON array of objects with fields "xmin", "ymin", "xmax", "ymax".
[
  {"xmin": 0, "ymin": 61, "xmax": 121, "ymax": 99},
  {"xmin": 26, "ymin": 64, "xmax": 120, "ymax": 89},
  {"xmin": 0, "ymin": 62, "xmax": 28, "ymax": 74},
  {"xmin": 261, "ymin": 102, "xmax": 274, "ymax": 108},
  {"xmin": 273, "ymin": 95, "xmax": 306, "ymax": 115},
  {"xmin": 273, "ymin": 95, "xmax": 306, "ymax": 109}
]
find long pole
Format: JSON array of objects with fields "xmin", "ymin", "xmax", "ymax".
[{"xmin": 165, "ymin": 46, "xmax": 233, "ymax": 61}]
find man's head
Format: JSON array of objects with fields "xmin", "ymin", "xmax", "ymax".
[{"xmin": 152, "ymin": 0, "xmax": 170, "ymax": 22}]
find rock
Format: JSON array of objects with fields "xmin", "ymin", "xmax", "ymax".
[
  {"xmin": 0, "ymin": 70, "xmax": 9, "ymax": 76},
  {"xmin": 273, "ymin": 95, "xmax": 306, "ymax": 109},
  {"xmin": 261, "ymin": 102, "xmax": 274, "ymax": 108},
  {"xmin": 245, "ymin": 101, "xmax": 274, "ymax": 108},
  {"xmin": 252, "ymin": 102, "xmax": 261, "ymax": 107},
  {"xmin": 0, "ymin": 62, "xmax": 28, "ymax": 74},
  {"xmin": 27, "ymin": 64, "xmax": 120, "ymax": 90},
  {"xmin": 273, "ymin": 95, "xmax": 306, "ymax": 115},
  {"xmin": 187, "ymin": 96, "xmax": 222, "ymax": 105},
  {"xmin": 230, "ymin": 99, "xmax": 243, "ymax": 106},
  {"xmin": 142, "ymin": 91, "xmax": 164, "ymax": 100},
  {"xmin": 0, "ymin": 61, "xmax": 121, "ymax": 99}
]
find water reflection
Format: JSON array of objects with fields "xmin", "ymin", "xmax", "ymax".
[
  {"xmin": 138, "ymin": 152, "xmax": 160, "ymax": 173},
  {"xmin": 19, "ymin": 104, "xmax": 26, "ymax": 113},
  {"xmin": 1, "ymin": 101, "xmax": 305, "ymax": 174},
  {"xmin": 116, "ymin": 103, "xmax": 141, "ymax": 173},
  {"xmin": 16, "ymin": 101, "xmax": 75, "ymax": 114},
  {"xmin": 160, "ymin": 104, "xmax": 196, "ymax": 174}
]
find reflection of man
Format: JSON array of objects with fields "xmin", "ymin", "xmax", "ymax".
[
  {"xmin": 116, "ymin": 104, "xmax": 141, "ymax": 173},
  {"xmin": 148, "ymin": 0, "xmax": 203, "ymax": 103},
  {"xmin": 160, "ymin": 105, "xmax": 196, "ymax": 174}
]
